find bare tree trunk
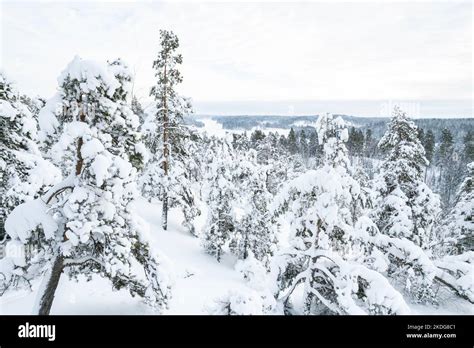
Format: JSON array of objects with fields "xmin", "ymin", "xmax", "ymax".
[
  {"xmin": 38, "ymin": 255, "xmax": 64, "ymax": 315},
  {"xmin": 162, "ymin": 191, "xmax": 168, "ymax": 231},
  {"xmin": 162, "ymin": 62, "xmax": 169, "ymax": 231},
  {"xmin": 76, "ymin": 104, "xmax": 86, "ymax": 176}
]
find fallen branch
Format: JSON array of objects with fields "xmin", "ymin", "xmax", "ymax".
[{"xmin": 434, "ymin": 275, "xmax": 474, "ymax": 304}]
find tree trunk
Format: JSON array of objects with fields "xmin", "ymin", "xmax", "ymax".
[
  {"xmin": 38, "ymin": 255, "xmax": 64, "ymax": 315},
  {"xmin": 38, "ymin": 101, "xmax": 86, "ymax": 315},
  {"xmin": 162, "ymin": 191, "xmax": 168, "ymax": 231},
  {"xmin": 162, "ymin": 61, "xmax": 169, "ymax": 231},
  {"xmin": 243, "ymin": 230, "xmax": 249, "ymax": 259},
  {"xmin": 75, "ymin": 102, "xmax": 86, "ymax": 176}
]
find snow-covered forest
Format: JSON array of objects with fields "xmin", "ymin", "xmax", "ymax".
[{"xmin": 0, "ymin": 29, "xmax": 472, "ymax": 316}]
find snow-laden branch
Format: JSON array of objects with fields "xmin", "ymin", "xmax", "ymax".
[
  {"xmin": 308, "ymin": 286, "xmax": 342, "ymax": 314},
  {"xmin": 63, "ymin": 256, "xmax": 104, "ymax": 267},
  {"xmin": 41, "ymin": 174, "xmax": 76, "ymax": 205},
  {"xmin": 434, "ymin": 252, "xmax": 474, "ymax": 303}
]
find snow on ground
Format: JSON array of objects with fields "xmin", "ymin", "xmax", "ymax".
[
  {"xmin": 0, "ymin": 197, "xmax": 472, "ymax": 315},
  {"xmin": 0, "ymin": 274, "xmax": 154, "ymax": 315},
  {"xmin": 136, "ymin": 198, "xmax": 247, "ymax": 314},
  {"xmin": 0, "ymin": 198, "xmax": 247, "ymax": 315},
  {"xmin": 197, "ymin": 118, "xmax": 231, "ymax": 138},
  {"xmin": 196, "ymin": 118, "xmax": 290, "ymax": 137}
]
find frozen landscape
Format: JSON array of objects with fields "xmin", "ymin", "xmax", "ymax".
[
  {"xmin": 0, "ymin": 1, "xmax": 472, "ymax": 316},
  {"xmin": 1, "ymin": 197, "xmax": 472, "ymax": 315}
]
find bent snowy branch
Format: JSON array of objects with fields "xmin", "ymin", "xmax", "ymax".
[
  {"xmin": 41, "ymin": 174, "xmax": 76, "ymax": 205},
  {"xmin": 434, "ymin": 252, "xmax": 474, "ymax": 303}
]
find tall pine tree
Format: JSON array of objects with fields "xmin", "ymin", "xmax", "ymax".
[
  {"xmin": 142, "ymin": 29, "xmax": 198, "ymax": 233},
  {"xmin": 371, "ymin": 106, "xmax": 441, "ymax": 303},
  {"xmin": 374, "ymin": 106, "xmax": 440, "ymax": 249}
]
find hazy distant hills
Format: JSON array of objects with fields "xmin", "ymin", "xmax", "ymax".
[{"xmin": 187, "ymin": 115, "xmax": 474, "ymax": 142}]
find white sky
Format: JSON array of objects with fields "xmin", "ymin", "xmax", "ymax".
[{"xmin": 0, "ymin": 0, "xmax": 472, "ymax": 117}]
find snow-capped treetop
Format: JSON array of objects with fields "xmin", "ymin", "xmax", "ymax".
[
  {"xmin": 39, "ymin": 56, "xmax": 144, "ymax": 172},
  {"xmin": 151, "ymin": 30, "xmax": 183, "ymax": 91},
  {"xmin": 373, "ymin": 106, "xmax": 440, "ymax": 250},
  {"xmin": 108, "ymin": 58, "xmax": 133, "ymax": 102},
  {"xmin": 0, "ymin": 73, "xmax": 36, "ymax": 143},
  {"xmin": 40, "ymin": 56, "xmax": 134, "ymax": 138},
  {"xmin": 378, "ymin": 105, "xmax": 428, "ymax": 189},
  {"xmin": 315, "ymin": 113, "xmax": 350, "ymax": 170},
  {"xmin": 57, "ymin": 55, "xmax": 121, "ymax": 98}
]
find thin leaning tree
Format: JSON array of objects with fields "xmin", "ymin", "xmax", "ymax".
[{"xmin": 142, "ymin": 29, "xmax": 198, "ymax": 233}]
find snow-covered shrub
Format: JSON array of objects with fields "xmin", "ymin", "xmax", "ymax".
[
  {"xmin": 235, "ymin": 252, "xmax": 269, "ymax": 291},
  {"xmin": 207, "ymin": 287, "xmax": 278, "ymax": 315}
]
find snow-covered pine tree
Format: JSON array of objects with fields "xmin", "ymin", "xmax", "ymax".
[
  {"xmin": 232, "ymin": 132, "xmax": 250, "ymax": 152},
  {"xmin": 436, "ymin": 128, "xmax": 464, "ymax": 208},
  {"xmin": 271, "ymin": 113, "xmax": 410, "ymax": 315},
  {"xmin": 201, "ymin": 138, "xmax": 237, "ymax": 261},
  {"xmin": 298, "ymin": 130, "xmax": 309, "ymax": 159},
  {"xmin": 20, "ymin": 94, "xmax": 46, "ymax": 123},
  {"xmin": 255, "ymin": 132, "xmax": 274, "ymax": 165},
  {"xmin": 0, "ymin": 57, "xmax": 172, "ymax": 314},
  {"xmin": 374, "ymin": 106, "xmax": 440, "ymax": 249},
  {"xmin": 463, "ymin": 130, "xmax": 474, "ymax": 164},
  {"xmin": 287, "ymin": 127, "xmax": 298, "ymax": 154},
  {"xmin": 0, "ymin": 73, "xmax": 61, "ymax": 240},
  {"xmin": 250, "ymin": 129, "xmax": 265, "ymax": 147},
  {"xmin": 254, "ymin": 132, "xmax": 289, "ymax": 194},
  {"xmin": 438, "ymin": 162, "xmax": 473, "ymax": 255},
  {"xmin": 347, "ymin": 127, "xmax": 364, "ymax": 163},
  {"xmin": 131, "ymin": 95, "xmax": 146, "ymax": 126},
  {"xmin": 308, "ymin": 130, "xmax": 320, "ymax": 158},
  {"xmin": 430, "ymin": 162, "xmax": 473, "ymax": 303},
  {"xmin": 108, "ymin": 59, "xmax": 147, "ymax": 171},
  {"xmin": 141, "ymin": 29, "xmax": 199, "ymax": 233},
  {"xmin": 278, "ymin": 134, "xmax": 288, "ymax": 149},
  {"xmin": 371, "ymin": 106, "xmax": 441, "ymax": 302},
  {"xmin": 424, "ymin": 130, "xmax": 435, "ymax": 166},
  {"xmin": 229, "ymin": 150, "xmax": 276, "ymax": 266}
]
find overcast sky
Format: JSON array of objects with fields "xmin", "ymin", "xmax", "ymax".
[{"xmin": 0, "ymin": 0, "xmax": 472, "ymax": 117}]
